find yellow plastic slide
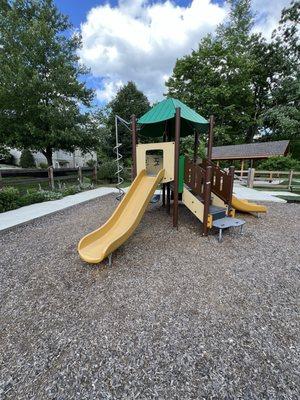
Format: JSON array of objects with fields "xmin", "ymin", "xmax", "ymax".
[
  {"xmin": 231, "ymin": 195, "xmax": 267, "ymax": 213},
  {"xmin": 78, "ymin": 169, "xmax": 164, "ymax": 264}
]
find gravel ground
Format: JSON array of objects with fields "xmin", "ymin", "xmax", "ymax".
[{"xmin": 0, "ymin": 195, "xmax": 299, "ymax": 399}]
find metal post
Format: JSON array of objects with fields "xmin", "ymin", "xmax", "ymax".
[
  {"xmin": 131, "ymin": 114, "xmax": 137, "ymax": 180},
  {"xmin": 0, "ymin": 170, "xmax": 2, "ymax": 189},
  {"xmin": 173, "ymin": 107, "xmax": 180, "ymax": 228},
  {"xmin": 207, "ymin": 115, "xmax": 214, "ymax": 162}
]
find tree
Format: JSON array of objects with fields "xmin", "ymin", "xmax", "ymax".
[
  {"xmin": 99, "ymin": 82, "xmax": 150, "ymax": 160},
  {"xmin": 20, "ymin": 149, "xmax": 35, "ymax": 168},
  {"xmin": 263, "ymin": 1, "xmax": 300, "ymax": 140},
  {"xmin": 166, "ymin": 0, "xmax": 297, "ymax": 145},
  {"xmin": 0, "ymin": 0, "xmax": 99, "ymax": 166}
]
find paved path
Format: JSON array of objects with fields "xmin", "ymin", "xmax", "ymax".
[
  {"xmin": 0, "ymin": 183, "xmax": 285, "ymax": 232},
  {"xmin": 233, "ymin": 183, "xmax": 286, "ymax": 203},
  {"xmin": 0, "ymin": 187, "xmax": 118, "ymax": 232}
]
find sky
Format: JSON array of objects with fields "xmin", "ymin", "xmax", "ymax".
[{"xmin": 54, "ymin": 0, "xmax": 291, "ymax": 105}]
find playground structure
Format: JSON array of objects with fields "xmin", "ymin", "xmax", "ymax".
[{"xmin": 78, "ymin": 98, "xmax": 267, "ymax": 264}]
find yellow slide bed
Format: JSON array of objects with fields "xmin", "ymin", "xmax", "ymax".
[
  {"xmin": 231, "ymin": 195, "xmax": 267, "ymax": 213},
  {"xmin": 78, "ymin": 169, "xmax": 164, "ymax": 264}
]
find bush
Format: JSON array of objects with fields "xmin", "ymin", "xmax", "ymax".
[
  {"xmin": 257, "ymin": 155, "xmax": 300, "ymax": 171},
  {"xmin": 17, "ymin": 190, "xmax": 47, "ymax": 207},
  {"xmin": 61, "ymin": 185, "xmax": 80, "ymax": 196},
  {"xmin": 0, "ymin": 146, "xmax": 15, "ymax": 165},
  {"xmin": 0, "ymin": 187, "xmax": 20, "ymax": 212},
  {"xmin": 38, "ymin": 162, "xmax": 48, "ymax": 169},
  {"xmin": 20, "ymin": 149, "xmax": 35, "ymax": 168},
  {"xmin": 86, "ymin": 159, "xmax": 97, "ymax": 167},
  {"xmin": 97, "ymin": 160, "xmax": 117, "ymax": 182}
]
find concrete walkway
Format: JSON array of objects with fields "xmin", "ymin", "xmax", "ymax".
[
  {"xmin": 0, "ymin": 183, "xmax": 287, "ymax": 232},
  {"xmin": 233, "ymin": 183, "xmax": 286, "ymax": 203},
  {"xmin": 0, "ymin": 187, "xmax": 118, "ymax": 232}
]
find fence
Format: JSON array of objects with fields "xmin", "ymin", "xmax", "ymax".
[
  {"xmin": 0, "ymin": 166, "xmax": 97, "ymax": 191},
  {"xmin": 234, "ymin": 169, "xmax": 300, "ymax": 190}
]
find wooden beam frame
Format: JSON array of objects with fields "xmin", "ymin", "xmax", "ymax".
[
  {"xmin": 173, "ymin": 107, "xmax": 181, "ymax": 228},
  {"xmin": 131, "ymin": 114, "xmax": 137, "ymax": 179}
]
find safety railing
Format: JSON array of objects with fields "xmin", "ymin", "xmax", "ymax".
[{"xmin": 201, "ymin": 160, "xmax": 234, "ymax": 207}]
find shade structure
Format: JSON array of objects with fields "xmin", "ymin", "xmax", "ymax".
[{"xmin": 138, "ymin": 98, "xmax": 209, "ymax": 137}]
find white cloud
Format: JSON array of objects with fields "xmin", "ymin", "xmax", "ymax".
[
  {"xmin": 79, "ymin": 0, "xmax": 292, "ymax": 103},
  {"xmin": 79, "ymin": 0, "xmax": 226, "ymax": 102}
]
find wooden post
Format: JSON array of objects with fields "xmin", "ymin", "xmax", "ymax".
[
  {"xmin": 162, "ymin": 131, "xmax": 167, "ymax": 206},
  {"xmin": 173, "ymin": 107, "xmax": 181, "ymax": 228},
  {"xmin": 288, "ymin": 170, "xmax": 294, "ymax": 190},
  {"xmin": 193, "ymin": 130, "xmax": 199, "ymax": 163},
  {"xmin": 240, "ymin": 160, "xmax": 244, "ymax": 178},
  {"xmin": 131, "ymin": 114, "xmax": 137, "ymax": 180},
  {"xmin": 78, "ymin": 166, "xmax": 83, "ymax": 184},
  {"xmin": 228, "ymin": 166, "xmax": 235, "ymax": 209},
  {"xmin": 93, "ymin": 165, "xmax": 97, "ymax": 184},
  {"xmin": 48, "ymin": 166, "xmax": 54, "ymax": 190},
  {"xmin": 203, "ymin": 165, "xmax": 212, "ymax": 236},
  {"xmin": 247, "ymin": 168, "xmax": 255, "ymax": 188},
  {"xmin": 207, "ymin": 115, "xmax": 214, "ymax": 162}
]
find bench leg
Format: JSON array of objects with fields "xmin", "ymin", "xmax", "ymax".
[
  {"xmin": 218, "ymin": 229, "xmax": 223, "ymax": 242},
  {"xmin": 108, "ymin": 253, "xmax": 112, "ymax": 267}
]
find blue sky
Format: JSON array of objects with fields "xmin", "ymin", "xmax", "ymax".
[
  {"xmin": 53, "ymin": 0, "xmax": 290, "ymax": 105},
  {"xmin": 54, "ymin": 0, "xmax": 225, "ymax": 28}
]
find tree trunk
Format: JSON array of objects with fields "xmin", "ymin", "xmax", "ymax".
[{"xmin": 42, "ymin": 146, "xmax": 53, "ymax": 167}]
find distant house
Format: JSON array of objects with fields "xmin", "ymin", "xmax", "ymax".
[{"xmin": 9, "ymin": 148, "xmax": 97, "ymax": 168}]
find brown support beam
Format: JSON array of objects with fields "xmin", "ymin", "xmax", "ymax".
[
  {"xmin": 240, "ymin": 159, "xmax": 244, "ymax": 178},
  {"xmin": 193, "ymin": 129, "xmax": 199, "ymax": 163},
  {"xmin": 173, "ymin": 107, "xmax": 181, "ymax": 228},
  {"xmin": 162, "ymin": 132, "xmax": 167, "ymax": 206},
  {"xmin": 202, "ymin": 165, "xmax": 212, "ymax": 236},
  {"xmin": 131, "ymin": 115, "xmax": 137, "ymax": 179},
  {"xmin": 207, "ymin": 115, "xmax": 214, "ymax": 162}
]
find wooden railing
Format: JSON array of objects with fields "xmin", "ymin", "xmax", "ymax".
[
  {"xmin": 201, "ymin": 160, "xmax": 234, "ymax": 206},
  {"xmin": 184, "ymin": 157, "xmax": 212, "ymax": 235},
  {"xmin": 184, "ymin": 157, "xmax": 206, "ymax": 197}
]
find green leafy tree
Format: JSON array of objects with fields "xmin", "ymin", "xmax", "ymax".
[
  {"xmin": 166, "ymin": 0, "xmax": 298, "ymax": 145},
  {"xmin": 98, "ymin": 82, "xmax": 150, "ymax": 161},
  {"xmin": 257, "ymin": 155, "xmax": 300, "ymax": 171},
  {"xmin": 263, "ymin": 1, "xmax": 300, "ymax": 140},
  {"xmin": 19, "ymin": 149, "xmax": 35, "ymax": 168},
  {"xmin": 0, "ymin": 0, "xmax": 98, "ymax": 166}
]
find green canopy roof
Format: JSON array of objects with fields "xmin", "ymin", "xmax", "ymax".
[{"xmin": 138, "ymin": 98, "xmax": 209, "ymax": 137}]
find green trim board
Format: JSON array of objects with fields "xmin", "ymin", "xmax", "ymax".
[{"xmin": 138, "ymin": 98, "xmax": 209, "ymax": 138}]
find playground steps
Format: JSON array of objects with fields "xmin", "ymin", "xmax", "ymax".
[
  {"xmin": 208, "ymin": 205, "xmax": 227, "ymax": 221},
  {"xmin": 212, "ymin": 217, "xmax": 246, "ymax": 242}
]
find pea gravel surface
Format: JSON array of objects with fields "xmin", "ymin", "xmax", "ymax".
[{"xmin": 0, "ymin": 194, "xmax": 299, "ymax": 399}]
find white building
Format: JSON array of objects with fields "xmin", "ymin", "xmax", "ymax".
[{"xmin": 10, "ymin": 148, "xmax": 97, "ymax": 168}]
